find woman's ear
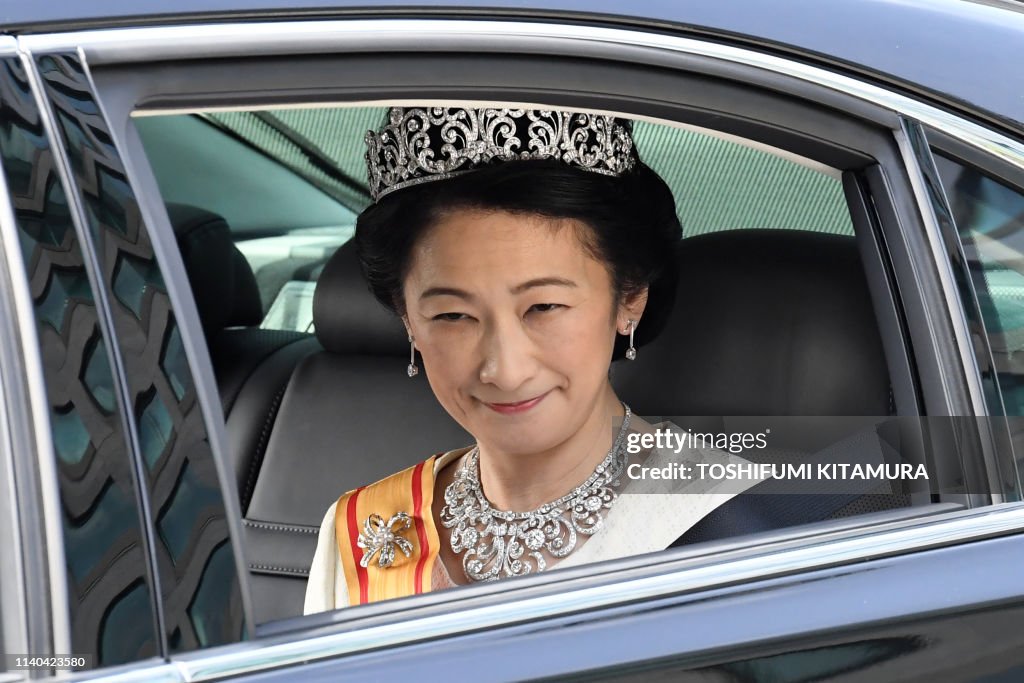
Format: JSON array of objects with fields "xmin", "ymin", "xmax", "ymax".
[
  {"xmin": 617, "ymin": 287, "xmax": 649, "ymax": 333},
  {"xmin": 401, "ymin": 315, "xmax": 413, "ymax": 340}
]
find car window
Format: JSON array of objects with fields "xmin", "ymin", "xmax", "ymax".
[
  {"xmin": 0, "ymin": 56, "xmax": 160, "ymax": 667},
  {"xmin": 125, "ymin": 99, "xmax": 957, "ymax": 628},
  {"xmin": 0, "ymin": 52, "xmax": 250, "ymax": 671},
  {"xmin": 635, "ymin": 121, "xmax": 854, "ymax": 237},
  {"xmin": 134, "ymin": 112, "xmax": 364, "ymax": 332},
  {"xmin": 932, "ymin": 153, "xmax": 1024, "ymax": 416}
]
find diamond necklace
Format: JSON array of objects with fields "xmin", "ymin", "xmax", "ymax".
[{"xmin": 439, "ymin": 404, "xmax": 632, "ymax": 582}]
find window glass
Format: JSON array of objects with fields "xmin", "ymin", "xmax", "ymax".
[
  {"xmin": 34, "ymin": 53, "xmax": 247, "ymax": 656},
  {"xmin": 0, "ymin": 56, "xmax": 159, "ymax": 666},
  {"xmin": 933, "ymin": 153, "xmax": 1024, "ymax": 415}
]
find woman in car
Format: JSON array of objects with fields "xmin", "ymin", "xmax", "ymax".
[{"xmin": 304, "ymin": 106, "xmax": 759, "ymax": 612}]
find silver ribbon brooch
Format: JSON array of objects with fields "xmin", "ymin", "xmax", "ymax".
[{"xmin": 357, "ymin": 512, "xmax": 414, "ymax": 568}]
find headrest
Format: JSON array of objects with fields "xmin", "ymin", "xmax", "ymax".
[
  {"xmin": 167, "ymin": 204, "xmax": 263, "ymax": 339},
  {"xmin": 612, "ymin": 229, "xmax": 891, "ymax": 416},
  {"xmin": 312, "ymin": 239, "xmax": 408, "ymax": 355}
]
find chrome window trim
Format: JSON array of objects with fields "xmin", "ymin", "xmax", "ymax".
[
  {"xmin": 15, "ymin": 19, "xmax": 1024, "ymax": 176},
  {"xmin": 898, "ymin": 118, "xmax": 1020, "ymax": 496},
  {"xmin": 0, "ymin": 101, "xmax": 31, "ymax": 665},
  {"xmin": 69, "ymin": 661, "xmax": 183, "ymax": 683},
  {"xmin": 0, "ymin": 39, "xmax": 31, "ymax": 665},
  {"xmin": 893, "ymin": 119, "xmax": 994, "ymax": 419},
  {"xmin": 167, "ymin": 503, "xmax": 1024, "ymax": 681},
  {"xmin": 23, "ymin": 48, "xmax": 172, "ymax": 660},
  {"xmin": 0, "ymin": 48, "xmax": 75, "ymax": 661}
]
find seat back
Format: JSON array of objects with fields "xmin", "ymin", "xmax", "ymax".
[
  {"xmin": 613, "ymin": 229, "xmax": 891, "ymax": 417},
  {"xmin": 610, "ymin": 229, "xmax": 904, "ymax": 544},
  {"xmin": 169, "ymin": 204, "xmax": 319, "ymax": 504}
]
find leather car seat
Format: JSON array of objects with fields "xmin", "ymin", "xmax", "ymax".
[
  {"xmin": 168, "ymin": 203, "xmax": 320, "ymax": 507},
  {"xmin": 612, "ymin": 228, "xmax": 892, "ymax": 417},
  {"xmin": 608, "ymin": 229, "xmax": 907, "ymax": 546}
]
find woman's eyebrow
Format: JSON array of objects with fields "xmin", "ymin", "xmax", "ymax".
[
  {"xmin": 419, "ymin": 277, "xmax": 577, "ymax": 300},
  {"xmin": 511, "ymin": 277, "xmax": 578, "ymax": 294},
  {"xmin": 420, "ymin": 286, "xmax": 474, "ymax": 301}
]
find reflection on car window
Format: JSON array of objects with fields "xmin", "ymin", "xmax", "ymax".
[
  {"xmin": 933, "ymin": 153, "xmax": 1024, "ymax": 414},
  {"xmin": 0, "ymin": 56, "xmax": 159, "ymax": 666},
  {"xmin": 33, "ymin": 52, "xmax": 248, "ymax": 660}
]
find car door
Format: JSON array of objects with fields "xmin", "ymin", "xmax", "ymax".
[
  {"xmin": 4, "ymin": 12, "xmax": 1024, "ymax": 683},
  {"xmin": 0, "ymin": 43, "xmax": 250, "ymax": 680}
]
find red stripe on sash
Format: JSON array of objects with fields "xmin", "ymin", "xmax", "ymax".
[
  {"xmin": 411, "ymin": 461, "xmax": 429, "ymax": 594},
  {"xmin": 346, "ymin": 487, "xmax": 369, "ymax": 604}
]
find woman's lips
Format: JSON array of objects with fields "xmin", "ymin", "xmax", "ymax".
[{"xmin": 482, "ymin": 391, "xmax": 550, "ymax": 414}]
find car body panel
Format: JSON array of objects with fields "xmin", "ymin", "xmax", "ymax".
[
  {"xmin": 172, "ymin": 520, "xmax": 1024, "ymax": 682},
  {"xmin": 4, "ymin": 0, "xmax": 1024, "ymax": 134}
]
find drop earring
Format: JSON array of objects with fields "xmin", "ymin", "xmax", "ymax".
[
  {"xmin": 407, "ymin": 334, "xmax": 419, "ymax": 377},
  {"xmin": 625, "ymin": 319, "xmax": 637, "ymax": 360}
]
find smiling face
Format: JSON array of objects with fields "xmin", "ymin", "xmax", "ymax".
[{"xmin": 402, "ymin": 207, "xmax": 646, "ymax": 458}]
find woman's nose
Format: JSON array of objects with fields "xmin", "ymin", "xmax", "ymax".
[{"xmin": 477, "ymin": 319, "xmax": 538, "ymax": 392}]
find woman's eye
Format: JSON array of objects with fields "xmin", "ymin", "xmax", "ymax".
[
  {"xmin": 527, "ymin": 303, "xmax": 564, "ymax": 314},
  {"xmin": 432, "ymin": 312, "xmax": 468, "ymax": 322}
]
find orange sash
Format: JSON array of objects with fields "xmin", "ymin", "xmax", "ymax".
[{"xmin": 334, "ymin": 456, "xmax": 440, "ymax": 605}]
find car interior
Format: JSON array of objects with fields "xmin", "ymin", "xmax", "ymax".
[{"xmin": 136, "ymin": 106, "xmax": 939, "ymax": 624}]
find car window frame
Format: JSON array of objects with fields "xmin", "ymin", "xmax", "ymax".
[
  {"xmin": 900, "ymin": 121, "xmax": 1020, "ymax": 498},
  {"xmin": 102, "ymin": 71, "xmax": 934, "ymax": 464},
  {"xmin": 924, "ymin": 126, "xmax": 1024, "ymax": 491},
  {"xmin": 14, "ymin": 16, "xmax": 1024, "ymax": 680},
  {"xmin": 0, "ymin": 43, "xmax": 257, "ymax": 676},
  {"xmin": 32, "ymin": 48, "xmax": 255, "ymax": 661},
  {"xmin": 65, "ymin": 18, "xmax": 984, "ymax": 426},
  {"xmin": 84, "ymin": 3, "xmax": 991, "ymax": 621},
  {"xmin": 0, "ymin": 41, "xmax": 82, "ymax": 670}
]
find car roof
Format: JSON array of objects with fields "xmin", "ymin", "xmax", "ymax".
[{"xmin": 5, "ymin": 0, "xmax": 1024, "ymax": 135}]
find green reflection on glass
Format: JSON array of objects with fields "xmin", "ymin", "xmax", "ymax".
[
  {"xmin": 160, "ymin": 323, "xmax": 190, "ymax": 401},
  {"xmin": 935, "ymin": 153, "xmax": 1024, "ymax": 415},
  {"xmin": 157, "ymin": 459, "xmax": 222, "ymax": 563},
  {"xmin": 137, "ymin": 387, "xmax": 172, "ymax": 470},
  {"xmin": 37, "ymin": 268, "xmax": 93, "ymax": 332},
  {"xmin": 51, "ymin": 404, "xmax": 91, "ymax": 465},
  {"xmin": 63, "ymin": 479, "xmax": 136, "ymax": 583},
  {"xmin": 112, "ymin": 252, "xmax": 161, "ymax": 320},
  {"xmin": 187, "ymin": 542, "xmax": 241, "ymax": 646},
  {"xmin": 98, "ymin": 581, "xmax": 157, "ymax": 665}
]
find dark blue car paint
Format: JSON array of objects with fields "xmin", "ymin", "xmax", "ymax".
[
  {"xmin": 3, "ymin": 0, "xmax": 1024, "ymax": 135},
  {"xmin": 245, "ymin": 531, "xmax": 1024, "ymax": 681}
]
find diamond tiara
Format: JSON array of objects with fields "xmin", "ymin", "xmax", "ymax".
[{"xmin": 364, "ymin": 107, "xmax": 639, "ymax": 202}]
